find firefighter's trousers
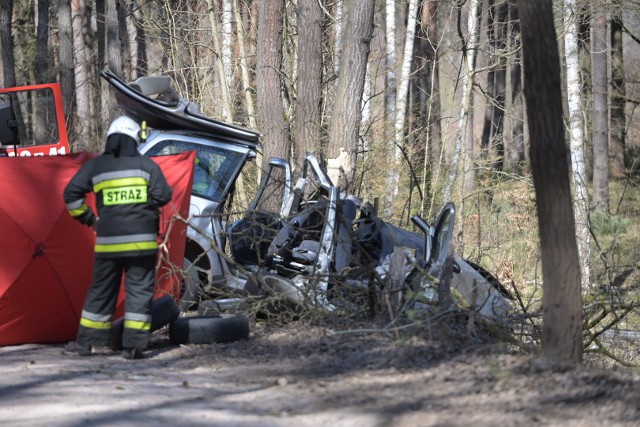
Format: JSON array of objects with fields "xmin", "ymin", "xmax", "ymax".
[{"xmin": 77, "ymin": 255, "xmax": 156, "ymax": 350}]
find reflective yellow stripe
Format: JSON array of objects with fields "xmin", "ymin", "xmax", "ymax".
[
  {"xmin": 124, "ymin": 319, "xmax": 151, "ymax": 331},
  {"xmin": 95, "ymin": 241, "xmax": 158, "ymax": 253},
  {"xmin": 80, "ymin": 317, "xmax": 112, "ymax": 330},
  {"xmin": 94, "ymin": 177, "xmax": 148, "ymax": 193},
  {"xmin": 69, "ymin": 204, "xmax": 89, "ymax": 217}
]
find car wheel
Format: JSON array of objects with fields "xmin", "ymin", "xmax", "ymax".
[
  {"xmin": 108, "ymin": 294, "xmax": 180, "ymax": 351},
  {"xmin": 169, "ymin": 314, "xmax": 250, "ymax": 345}
]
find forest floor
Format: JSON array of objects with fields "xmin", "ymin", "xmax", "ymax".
[{"xmin": 1, "ymin": 317, "xmax": 639, "ymax": 427}]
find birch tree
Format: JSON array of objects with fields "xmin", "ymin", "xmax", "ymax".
[
  {"xmin": 610, "ymin": 0, "xmax": 625, "ymax": 178},
  {"xmin": 564, "ymin": 0, "xmax": 590, "ymax": 289},
  {"xmin": 232, "ymin": 0, "xmax": 257, "ymax": 130},
  {"xmin": 387, "ymin": 0, "xmax": 419, "ymax": 210},
  {"xmin": 418, "ymin": 0, "xmax": 442, "ymax": 216},
  {"xmin": 221, "ymin": 0, "xmax": 234, "ymax": 92},
  {"xmin": 384, "ymin": 0, "xmax": 398, "ymax": 210},
  {"xmin": 442, "ymin": 0, "xmax": 481, "ymax": 203},
  {"xmin": 206, "ymin": 0, "xmax": 233, "ymax": 122},
  {"xmin": 591, "ymin": 3, "xmax": 609, "ymax": 212}
]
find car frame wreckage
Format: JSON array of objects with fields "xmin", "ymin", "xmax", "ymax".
[{"xmin": 99, "ymin": 69, "xmax": 514, "ymax": 325}]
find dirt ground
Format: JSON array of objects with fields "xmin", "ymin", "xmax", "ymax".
[{"xmin": 1, "ymin": 318, "xmax": 639, "ymax": 427}]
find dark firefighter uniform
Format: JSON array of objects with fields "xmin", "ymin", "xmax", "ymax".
[{"xmin": 64, "ymin": 122, "xmax": 172, "ymax": 353}]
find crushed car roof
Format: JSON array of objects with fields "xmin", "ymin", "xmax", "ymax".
[{"xmin": 100, "ymin": 69, "xmax": 261, "ymax": 149}]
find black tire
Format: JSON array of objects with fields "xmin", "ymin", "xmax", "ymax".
[
  {"xmin": 169, "ymin": 314, "xmax": 250, "ymax": 345},
  {"xmin": 109, "ymin": 295, "xmax": 180, "ymax": 351}
]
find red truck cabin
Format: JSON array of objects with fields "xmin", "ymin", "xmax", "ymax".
[{"xmin": 0, "ymin": 82, "xmax": 70, "ymax": 157}]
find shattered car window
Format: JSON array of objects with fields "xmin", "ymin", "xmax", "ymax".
[
  {"xmin": 254, "ymin": 166, "xmax": 288, "ymax": 214},
  {"xmin": 145, "ymin": 140, "xmax": 244, "ymax": 202}
]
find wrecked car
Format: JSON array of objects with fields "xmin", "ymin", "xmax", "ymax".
[{"xmin": 102, "ymin": 69, "xmax": 512, "ymax": 321}]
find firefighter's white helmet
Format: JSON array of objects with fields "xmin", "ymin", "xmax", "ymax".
[{"xmin": 106, "ymin": 116, "xmax": 141, "ymax": 143}]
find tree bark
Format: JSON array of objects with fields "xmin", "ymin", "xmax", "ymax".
[
  {"xmin": 72, "ymin": 0, "xmax": 93, "ymax": 150},
  {"xmin": 591, "ymin": 5, "xmax": 609, "ymax": 212},
  {"xmin": 256, "ymin": 0, "xmax": 291, "ymax": 167},
  {"xmin": 131, "ymin": 0, "xmax": 147, "ymax": 76},
  {"xmin": 206, "ymin": 0, "xmax": 233, "ymax": 123},
  {"xmin": 105, "ymin": 0, "xmax": 123, "ymax": 124},
  {"xmin": 577, "ymin": 0, "xmax": 592, "ymax": 176},
  {"xmin": 481, "ymin": 0, "xmax": 508, "ymax": 170},
  {"xmin": 221, "ymin": 0, "xmax": 234, "ymax": 95},
  {"xmin": 35, "ymin": 0, "xmax": 51, "ymax": 84},
  {"xmin": 57, "ymin": 0, "xmax": 75, "ymax": 139},
  {"xmin": 294, "ymin": 0, "xmax": 324, "ymax": 174},
  {"xmin": 504, "ymin": 0, "xmax": 524, "ymax": 173},
  {"xmin": 564, "ymin": 0, "xmax": 590, "ymax": 289},
  {"xmin": 326, "ymin": 0, "xmax": 375, "ymax": 191},
  {"xmin": 610, "ymin": 2, "xmax": 626, "ymax": 178},
  {"xmin": 390, "ymin": 0, "xmax": 419, "ymax": 205},
  {"xmin": 442, "ymin": 0, "xmax": 481, "ymax": 203},
  {"xmin": 384, "ymin": 0, "xmax": 398, "ymax": 211},
  {"xmin": 518, "ymin": 0, "xmax": 583, "ymax": 364},
  {"xmin": 417, "ymin": 0, "xmax": 442, "ymax": 216},
  {"xmin": 0, "ymin": 0, "xmax": 16, "ymax": 88},
  {"xmin": 232, "ymin": 0, "xmax": 257, "ymax": 130}
]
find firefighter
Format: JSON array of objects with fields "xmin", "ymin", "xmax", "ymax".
[{"xmin": 63, "ymin": 116, "xmax": 172, "ymax": 359}]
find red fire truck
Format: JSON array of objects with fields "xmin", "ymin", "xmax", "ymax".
[{"xmin": 0, "ymin": 82, "xmax": 70, "ymax": 157}]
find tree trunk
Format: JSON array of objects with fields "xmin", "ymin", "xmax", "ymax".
[
  {"xmin": 232, "ymin": 0, "xmax": 257, "ymax": 130},
  {"xmin": 35, "ymin": 0, "xmax": 51, "ymax": 84},
  {"xmin": 591, "ymin": 5, "xmax": 609, "ymax": 212},
  {"xmin": 33, "ymin": 0, "xmax": 51, "ymax": 143},
  {"xmin": 256, "ymin": 0, "xmax": 291, "ymax": 167},
  {"xmin": 610, "ymin": 2, "xmax": 626, "ymax": 178},
  {"xmin": 442, "ymin": 0, "xmax": 481, "ymax": 203},
  {"xmin": 326, "ymin": 0, "xmax": 376, "ymax": 191},
  {"xmin": 105, "ymin": 0, "xmax": 122, "ymax": 124},
  {"xmin": 417, "ymin": 0, "xmax": 442, "ymax": 217},
  {"xmin": 131, "ymin": 0, "xmax": 147, "ymax": 76},
  {"xmin": 481, "ymin": 0, "xmax": 508, "ymax": 170},
  {"xmin": 294, "ymin": 0, "xmax": 324, "ymax": 174},
  {"xmin": 577, "ymin": 0, "xmax": 592, "ymax": 176},
  {"xmin": 333, "ymin": 0, "xmax": 344, "ymax": 75},
  {"xmin": 221, "ymin": 0, "xmax": 234, "ymax": 94},
  {"xmin": 518, "ymin": 0, "xmax": 583, "ymax": 364},
  {"xmin": 564, "ymin": 0, "xmax": 590, "ymax": 289},
  {"xmin": 388, "ymin": 0, "xmax": 419, "ymax": 210},
  {"xmin": 0, "ymin": 0, "xmax": 16, "ymax": 88},
  {"xmin": 206, "ymin": 0, "xmax": 233, "ymax": 123},
  {"xmin": 384, "ymin": 0, "xmax": 398, "ymax": 211},
  {"xmin": 504, "ymin": 0, "xmax": 524, "ymax": 173},
  {"xmin": 125, "ymin": 1, "xmax": 138, "ymax": 79},
  {"xmin": 57, "ymin": 0, "xmax": 75, "ymax": 138},
  {"xmin": 117, "ymin": 0, "xmax": 131, "ymax": 80},
  {"xmin": 72, "ymin": 0, "xmax": 93, "ymax": 150}
]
